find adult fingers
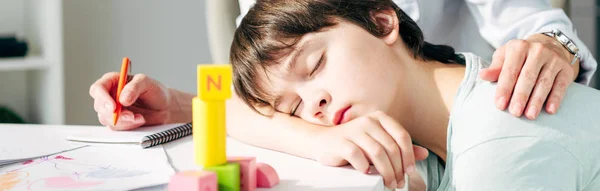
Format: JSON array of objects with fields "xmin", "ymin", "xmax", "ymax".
[
  {"xmin": 94, "ymin": 98, "xmax": 114, "ymax": 117},
  {"xmin": 119, "ymin": 74, "xmax": 153, "ymax": 106},
  {"xmin": 495, "ymin": 40, "xmax": 528, "ymax": 111},
  {"xmin": 546, "ymin": 70, "xmax": 572, "ymax": 114},
  {"xmin": 98, "ymin": 109, "xmax": 145, "ymax": 131},
  {"xmin": 480, "ymin": 45, "xmax": 506, "ymax": 82},
  {"xmin": 524, "ymin": 64, "xmax": 557, "ymax": 119},
  {"xmin": 89, "ymin": 72, "xmax": 120, "ymax": 112},
  {"xmin": 508, "ymin": 45, "xmax": 545, "ymax": 117}
]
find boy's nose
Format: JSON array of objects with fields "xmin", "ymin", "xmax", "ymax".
[{"xmin": 314, "ymin": 99, "xmax": 327, "ymax": 118}]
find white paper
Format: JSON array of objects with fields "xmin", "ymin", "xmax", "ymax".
[
  {"xmin": 0, "ymin": 146, "xmax": 175, "ymax": 191},
  {"xmin": 0, "ymin": 125, "xmax": 86, "ymax": 165},
  {"xmin": 65, "ymin": 123, "xmax": 186, "ymax": 144}
]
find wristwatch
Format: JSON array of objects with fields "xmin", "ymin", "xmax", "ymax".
[{"xmin": 542, "ymin": 29, "xmax": 581, "ymax": 65}]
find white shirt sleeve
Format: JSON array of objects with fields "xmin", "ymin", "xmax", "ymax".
[
  {"xmin": 464, "ymin": 0, "xmax": 597, "ymax": 85},
  {"xmin": 235, "ymin": 0, "xmax": 256, "ymax": 27}
]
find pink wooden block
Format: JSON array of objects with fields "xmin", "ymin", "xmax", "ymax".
[
  {"xmin": 168, "ymin": 170, "xmax": 217, "ymax": 191},
  {"xmin": 227, "ymin": 156, "xmax": 257, "ymax": 191},
  {"xmin": 256, "ymin": 162, "xmax": 279, "ymax": 188}
]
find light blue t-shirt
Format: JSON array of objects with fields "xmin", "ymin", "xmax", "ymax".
[{"xmin": 416, "ymin": 53, "xmax": 600, "ymax": 190}]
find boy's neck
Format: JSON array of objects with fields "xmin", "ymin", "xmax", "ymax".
[{"xmin": 393, "ymin": 59, "xmax": 466, "ymax": 162}]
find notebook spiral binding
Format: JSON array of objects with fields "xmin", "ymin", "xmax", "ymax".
[{"xmin": 141, "ymin": 123, "xmax": 193, "ymax": 148}]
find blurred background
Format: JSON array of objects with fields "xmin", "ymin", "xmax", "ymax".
[{"xmin": 0, "ymin": 0, "xmax": 597, "ymax": 125}]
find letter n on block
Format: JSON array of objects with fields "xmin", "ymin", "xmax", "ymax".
[{"xmin": 197, "ymin": 64, "xmax": 232, "ymax": 101}]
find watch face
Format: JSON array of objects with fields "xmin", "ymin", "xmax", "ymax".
[
  {"xmin": 553, "ymin": 30, "xmax": 579, "ymax": 54},
  {"xmin": 567, "ymin": 43, "xmax": 580, "ymax": 53},
  {"xmin": 557, "ymin": 35, "xmax": 570, "ymax": 45}
]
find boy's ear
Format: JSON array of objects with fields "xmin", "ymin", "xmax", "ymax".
[{"xmin": 370, "ymin": 8, "xmax": 399, "ymax": 45}]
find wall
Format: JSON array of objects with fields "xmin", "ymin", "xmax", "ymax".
[
  {"xmin": 63, "ymin": 0, "xmax": 211, "ymax": 125},
  {"xmin": 569, "ymin": 0, "xmax": 598, "ymax": 88}
]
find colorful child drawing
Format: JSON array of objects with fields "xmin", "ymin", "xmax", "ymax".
[{"xmin": 0, "ymin": 155, "xmax": 150, "ymax": 191}]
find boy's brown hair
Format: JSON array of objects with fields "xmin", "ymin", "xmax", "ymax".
[{"xmin": 230, "ymin": 0, "xmax": 459, "ymax": 115}]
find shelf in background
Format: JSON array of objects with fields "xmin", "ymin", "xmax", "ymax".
[{"xmin": 0, "ymin": 56, "xmax": 49, "ymax": 71}]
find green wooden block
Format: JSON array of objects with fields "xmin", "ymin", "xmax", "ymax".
[{"xmin": 204, "ymin": 162, "xmax": 240, "ymax": 191}]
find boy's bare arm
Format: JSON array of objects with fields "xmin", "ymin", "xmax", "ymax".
[
  {"xmin": 225, "ymin": 92, "xmax": 326, "ymax": 159},
  {"xmin": 166, "ymin": 87, "xmax": 324, "ymax": 159}
]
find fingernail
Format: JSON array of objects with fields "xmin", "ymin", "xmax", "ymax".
[
  {"xmin": 527, "ymin": 106, "xmax": 538, "ymax": 119},
  {"xmin": 104, "ymin": 102, "xmax": 112, "ymax": 111},
  {"xmin": 390, "ymin": 180, "xmax": 397, "ymax": 189},
  {"xmin": 496, "ymin": 97, "xmax": 506, "ymax": 110},
  {"xmin": 121, "ymin": 114, "xmax": 133, "ymax": 121},
  {"xmin": 398, "ymin": 180, "xmax": 405, "ymax": 188},
  {"xmin": 549, "ymin": 104, "xmax": 557, "ymax": 114},
  {"xmin": 405, "ymin": 165, "xmax": 415, "ymax": 173},
  {"xmin": 122, "ymin": 93, "xmax": 132, "ymax": 103},
  {"xmin": 511, "ymin": 103, "xmax": 523, "ymax": 116},
  {"xmin": 133, "ymin": 114, "xmax": 145, "ymax": 123}
]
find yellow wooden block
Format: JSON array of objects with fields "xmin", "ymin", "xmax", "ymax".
[
  {"xmin": 197, "ymin": 64, "xmax": 232, "ymax": 101},
  {"xmin": 193, "ymin": 97, "xmax": 227, "ymax": 167}
]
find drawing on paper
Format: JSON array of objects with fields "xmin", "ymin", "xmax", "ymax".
[{"xmin": 0, "ymin": 155, "xmax": 151, "ymax": 191}]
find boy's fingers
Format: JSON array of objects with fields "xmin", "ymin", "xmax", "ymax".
[
  {"xmin": 367, "ymin": 127, "xmax": 404, "ymax": 184},
  {"xmin": 413, "ymin": 145, "xmax": 429, "ymax": 161},
  {"xmin": 119, "ymin": 74, "xmax": 152, "ymax": 106},
  {"xmin": 370, "ymin": 112, "xmax": 416, "ymax": 176},
  {"xmin": 339, "ymin": 139, "xmax": 370, "ymax": 174},
  {"xmin": 352, "ymin": 133, "xmax": 396, "ymax": 189}
]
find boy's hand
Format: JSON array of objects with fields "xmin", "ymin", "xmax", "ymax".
[
  {"xmin": 89, "ymin": 72, "xmax": 171, "ymax": 130},
  {"xmin": 479, "ymin": 35, "xmax": 579, "ymax": 120},
  {"xmin": 312, "ymin": 111, "xmax": 429, "ymax": 189}
]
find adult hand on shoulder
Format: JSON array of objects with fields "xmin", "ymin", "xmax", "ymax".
[
  {"xmin": 479, "ymin": 34, "xmax": 579, "ymax": 120},
  {"xmin": 89, "ymin": 72, "xmax": 171, "ymax": 130},
  {"xmin": 312, "ymin": 111, "xmax": 429, "ymax": 189}
]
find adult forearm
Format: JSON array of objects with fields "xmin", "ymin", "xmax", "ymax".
[{"xmin": 226, "ymin": 92, "xmax": 327, "ymax": 160}]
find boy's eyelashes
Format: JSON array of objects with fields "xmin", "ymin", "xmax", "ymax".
[
  {"xmin": 309, "ymin": 52, "xmax": 326, "ymax": 77},
  {"xmin": 291, "ymin": 52, "xmax": 326, "ymax": 116},
  {"xmin": 288, "ymin": 51, "xmax": 326, "ymax": 116},
  {"xmin": 290, "ymin": 99, "xmax": 301, "ymax": 116}
]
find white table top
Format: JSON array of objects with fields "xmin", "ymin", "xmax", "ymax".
[{"xmin": 1, "ymin": 124, "xmax": 390, "ymax": 191}]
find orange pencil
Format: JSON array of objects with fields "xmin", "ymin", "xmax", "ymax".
[{"xmin": 113, "ymin": 57, "xmax": 131, "ymax": 126}]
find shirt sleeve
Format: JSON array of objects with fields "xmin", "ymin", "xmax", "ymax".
[
  {"xmin": 464, "ymin": 0, "xmax": 597, "ymax": 85},
  {"xmin": 451, "ymin": 137, "xmax": 582, "ymax": 190},
  {"xmin": 235, "ymin": 0, "xmax": 256, "ymax": 27}
]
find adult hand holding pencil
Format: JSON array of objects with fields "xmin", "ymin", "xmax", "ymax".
[{"xmin": 89, "ymin": 57, "xmax": 187, "ymax": 130}]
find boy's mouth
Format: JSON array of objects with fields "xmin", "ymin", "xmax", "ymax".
[{"xmin": 333, "ymin": 106, "xmax": 352, "ymax": 125}]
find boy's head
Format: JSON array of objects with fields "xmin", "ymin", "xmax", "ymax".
[{"xmin": 230, "ymin": 0, "xmax": 457, "ymax": 126}]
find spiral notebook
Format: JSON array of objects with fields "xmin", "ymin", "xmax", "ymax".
[{"xmin": 65, "ymin": 123, "xmax": 192, "ymax": 148}]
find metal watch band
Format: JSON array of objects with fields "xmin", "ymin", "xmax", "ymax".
[{"xmin": 542, "ymin": 29, "xmax": 581, "ymax": 65}]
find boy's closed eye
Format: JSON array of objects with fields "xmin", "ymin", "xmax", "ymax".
[{"xmin": 290, "ymin": 51, "xmax": 327, "ymax": 117}]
